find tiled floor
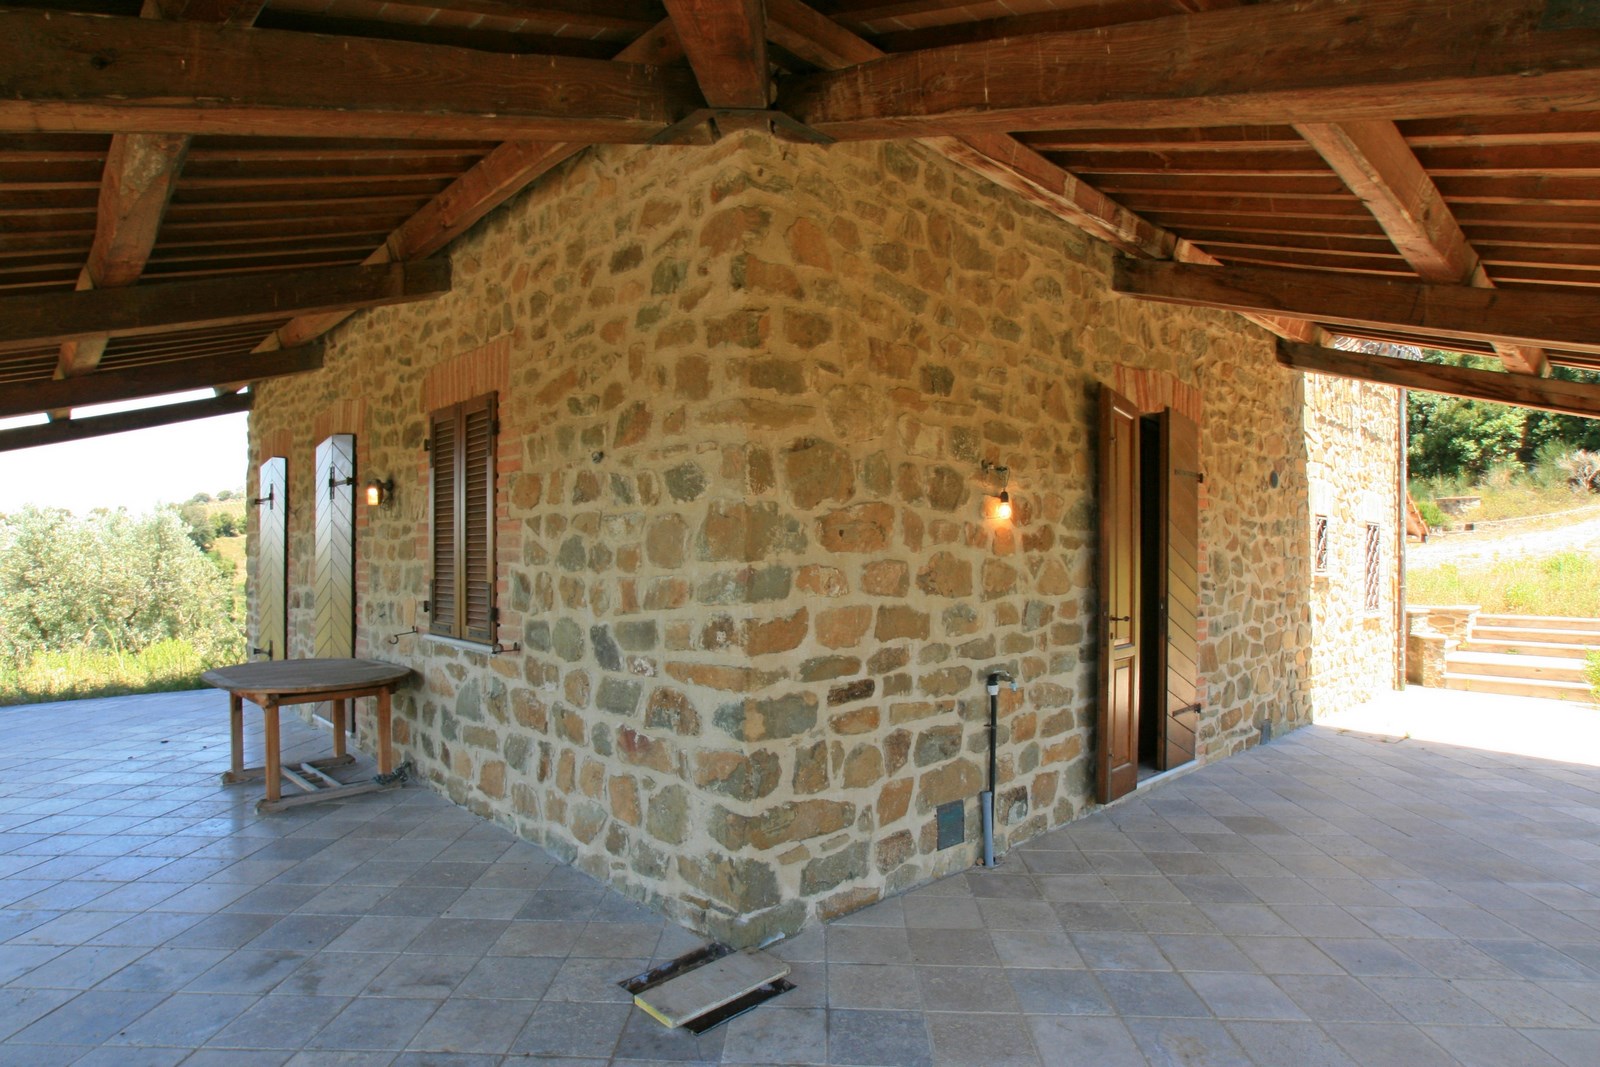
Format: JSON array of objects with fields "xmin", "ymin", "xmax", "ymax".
[{"xmin": 1, "ymin": 687, "xmax": 1598, "ymax": 1065}]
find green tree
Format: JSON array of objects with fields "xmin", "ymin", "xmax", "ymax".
[{"xmin": 0, "ymin": 506, "xmax": 242, "ymax": 663}]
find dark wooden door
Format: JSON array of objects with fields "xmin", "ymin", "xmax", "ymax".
[
  {"xmin": 1156, "ymin": 410, "xmax": 1200, "ymax": 770},
  {"xmin": 314, "ymin": 434, "xmax": 356, "ymax": 660},
  {"xmin": 1097, "ymin": 386, "xmax": 1141, "ymax": 803},
  {"xmin": 256, "ymin": 457, "xmax": 287, "ymax": 659}
]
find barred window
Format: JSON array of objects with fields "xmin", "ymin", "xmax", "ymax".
[
  {"xmin": 1313, "ymin": 514, "xmax": 1330, "ymax": 575},
  {"xmin": 430, "ymin": 393, "xmax": 497, "ymax": 642},
  {"xmin": 1363, "ymin": 522, "xmax": 1381, "ymax": 614}
]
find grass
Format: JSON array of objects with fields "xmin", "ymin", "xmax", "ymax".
[
  {"xmin": 1407, "ymin": 551, "xmax": 1600, "ymax": 617},
  {"xmin": 0, "ymin": 639, "xmax": 219, "ymax": 707},
  {"xmin": 1588, "ymin": 653, "xmax": 1600, "ymax": 702},
  {"xmin": 1411, "ymin": 461, "xmax": 1598, "ymax": 526}
]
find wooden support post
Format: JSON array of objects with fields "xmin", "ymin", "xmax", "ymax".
[
  {"xmin": 376, "ymin": 689, "xmax": 394, "ymax": 776},
  {"xmin": 228, "ymin": 691, "xmax": 243, "ymax": 780},
  {"xmin": 331, "ymin": 698, "xmax": 347, "ymax": 760},
  {"xmin": 262, "ymin": 700, "xmax": 281, "ymax": 803}
]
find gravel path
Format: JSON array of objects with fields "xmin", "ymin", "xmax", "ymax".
[{"xmin": 1408, "ymin": 505, "xmax": 1600, "ymax": 570}]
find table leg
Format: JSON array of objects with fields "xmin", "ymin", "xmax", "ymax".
[
  {"xmin": 331, "ymin": 698, "xmax": 347, "ymax": 759},
  {"xmin": 263, "ymin": 700, "xmax": 282, "ymax": 803},
  {"xmin": 229, "ymin": 692, "xmax": 244, "ymax": 777},
  {"xmin": 377, "ymin": 687, "xmax": 394, "ymax": 775}
]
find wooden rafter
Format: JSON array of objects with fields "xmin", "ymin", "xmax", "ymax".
[
  {"xmin": 3, "ymin": 345, "xmax": 322, "ymax": 419},
  {"xmin": 1278, "ymin": 342, "xmax": 1600, "ymax": 419},
  {"xmin": 1114, "ymin": 260, "xmax": 1600, "ymax": 359},
  {"xmin": 0, "ymin": 9, "xmax": 699, "ymax": 142},
  {"xmin": 54, "ymin": 0, "xmax": 264, "ymax": 387},
  {"xmin": 664, "ymin": 0, "xmax": 770, "ymax": 109},
  {"xmin": 0, "ymin": 391, "xmax": 253, "ymax": 454},
  {"xmin": 254, "ymin": 20, "xmax": 684, "ymax": 357},
  {"xmin": 1, "ymin": 262, "xmax": 450, "ymax": 351},
  {"xmin": 764, "ymin": 0, "xmax": 1323, "ymax": 346},
  {"xmin": 1295, "ymin": 121, "xmax": 1550, "ymax": 376},
  {"xmin": 778, "ymin": 0, "xmax": 1600, "ymax": 139}
]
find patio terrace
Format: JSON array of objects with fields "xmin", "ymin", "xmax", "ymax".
[{"xmin": 1, "ymin": 687, "xmax": 1597, "ymax": 1066}]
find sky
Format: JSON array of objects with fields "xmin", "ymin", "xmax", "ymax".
[{"xmin": 0, "ymin": 390, "xmax": 249, "ymax": 514}]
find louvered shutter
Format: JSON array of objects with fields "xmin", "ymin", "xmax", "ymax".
[
  {"xmin": 429, "ymin": 405, "xmax": 458, "ymax": 636},
  {"xmin": 461, "ymin": 395, "xmax": 496, "ymax": 643}
]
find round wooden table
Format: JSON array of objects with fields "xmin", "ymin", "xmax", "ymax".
[{"xmin": 203, "ymin": 658, "xmax": 412, "ymax": 812}]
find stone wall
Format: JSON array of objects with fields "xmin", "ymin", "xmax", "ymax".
[
  {"xmin": 248, "ymin": 133, "xmax": 1381, "ymax": 943},
  {"xmin": 1304, "ymin": 374, "xmax": 1403, "ymax": 711}
]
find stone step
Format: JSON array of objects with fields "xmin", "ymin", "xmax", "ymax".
[
  {"xmin": 1445, "ymin": 651, "xmax": 1589, "ymax": 683},
  {"xmin": 1442, "ymin": 673, "xmax": 1594, "ymax": 701},
  {"xmin": 1474, "ymin": 614, "xmax": 1600, "ymax": 633},
  {"xmin": 1469, "ymin": 625, "xmax": 1600, "ymax": 647},
  {"xmin": 1463, "ymin": 638, "xmax": 1596, "ymax": 660}
]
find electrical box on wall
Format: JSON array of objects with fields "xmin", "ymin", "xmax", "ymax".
[{"xmin": 935, "ymin": 801, "xmax": 964, "ymax": 850}]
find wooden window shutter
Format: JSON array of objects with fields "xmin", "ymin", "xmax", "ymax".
[
  {"xmin": 428, "ymin": 393, "xmax": 496, "ymax": 641},
  {"xmin": 429, "ymin": 404, "xmax": 458, "ymax": 636},
  {"xmin": 461, "ymin": 394, "xmax": 496, "ymax": 643}
]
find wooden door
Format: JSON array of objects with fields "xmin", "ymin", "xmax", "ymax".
[
  {"xmin": 1097, "ymin": 386, "xmax": 1141, "ymax": 803},
  {"xmin": 314, "ymin": 434, "xmax": 356, "ymax": 660},
  {"xmin": 256, "ymin": 457, "xmax": 287, "ymax": 660},
  {"xmin": 1155, "ymin": 410, "xmax": 1200, "ymax": 770}
]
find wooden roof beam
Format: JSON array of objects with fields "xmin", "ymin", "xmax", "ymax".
[
  {"xmin": 765, "ymin": 0, "xmax": 1323, "ymax": 346},
  {"xmin": 54, "ymin": 0, "xmax": 266, "ymax": 388},
  {"xmin": 1, "ymin": 261, "xmax": 450, "ymax": 351},
  {"xmin": 253, "ymin": 20, "xmax": 684, "ymax": 356},
  {"xmin": 1295, "ymin": 120, "xmax": 1550, "ymax": 376},
  {"xmin": 1278, "ymin": 341, "xmax": 1600, "ymax": 419},
  {"xmin": 0, "ymin": 9, "xmax": 700, "ymax": 142},
  {"xmin": 3, "ymin": 345, "xmax": 321, "ymax": 420},
  {"xmin": 0, "ymin": 391, "xmax": 252, "ymax": 454},
  {"xmin": 1114, "ymin": 259, "xmax": 1600, "ymax": 359},
  {"xmin": 664, "ymin": 0, "xmax": 770, "ymax": 110},
  {"xmin": 778, "ymin": 0, "xmax": 1600, "ymax": 139}
]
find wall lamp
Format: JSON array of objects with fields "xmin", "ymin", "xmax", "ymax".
[
  {"xmin": 365, "ymin": 478, "xmax": 394, "ymax": 508},
  {"xmin": 982, "ymin": 460, "xmax": 1012, "ymax": 522}
]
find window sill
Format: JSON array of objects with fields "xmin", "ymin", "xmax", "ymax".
[{"xmin": 420, "ymin": 633, "xmax": 497, "ymax": 655}]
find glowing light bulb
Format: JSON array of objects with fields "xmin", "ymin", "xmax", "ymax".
[{"xmin": 994, "ymin": 490, "xmax": 1012, "ymax": 522}]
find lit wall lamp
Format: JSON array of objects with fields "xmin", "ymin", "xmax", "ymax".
[
  {"xmin": 365, "ymin": 478, "xmax": 394, "ymax": 508},
  {"xmin": 982, "ymin": 460, "xmax": 1012, "ymax": 522}
]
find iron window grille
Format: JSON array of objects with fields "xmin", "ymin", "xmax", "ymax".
[{"xmin": 1363, "ymin": 522, "xmax": 1381, "ymax": 614}]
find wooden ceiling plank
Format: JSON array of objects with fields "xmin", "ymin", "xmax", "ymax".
[
  {"xmin": 778, "ymin": 0, "xmax": 1600, "ymax": 139},
  {"xmin": 1115, "ymin": 260, "xmax": 1600, "ymax": 359},
  {"xmin": 0, "ymin": 344, "xmax": 320, "ymax": 419},
  {"xmin": 663, "ymin": 0, "xmax": 770, "ymax": 109},
  {"xmin": 254, "ymin": 19, "xmax": 685, "ymax": 356},
  {"xmin": 0, "ymin": 9, "xmax": 698, "ymax": 142},
  {"xmin": 1278, "ymin": 341, "xmax": 1600, "ymax": 419},
  {"xmin": 0, "ymin": 391, "xmax": 252, "ymax": 454},
  {"xmin": 52, "ymin": 0, "xmax": 266, "ymax": 392},
  {"xmin": 1296, "ymin": 120, "xmax": 1549, "ymax": 375},
  {"xmin": 765, "ymin": 0, "xmax": 1320, "ymax": 345},
  {"xmin": 2, "ymin": 261, "xmax": 450, "ymax": 352}
]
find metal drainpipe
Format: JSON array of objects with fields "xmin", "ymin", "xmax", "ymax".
[
  {"xmin": 1395, "ymin": 387, "xmax": 1409, "ymax": 690},
  {"xmin": 981, "ymin": 671, "xmax": 1018, "ymax": 868}
]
